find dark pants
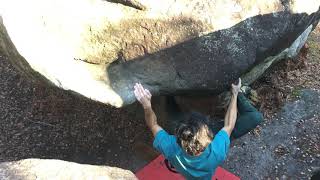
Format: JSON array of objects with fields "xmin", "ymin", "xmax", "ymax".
[{"xmin": 166, "ymin": 93, "xmax": 263, "ymax": 139}]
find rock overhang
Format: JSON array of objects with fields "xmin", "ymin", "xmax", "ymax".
[{"xmin": 0, "ymin": 0, "xmax": 319, "ymax": 107}]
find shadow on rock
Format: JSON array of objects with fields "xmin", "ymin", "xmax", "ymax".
[{"xmin": 107, "ymin": 9, "xmax": 320, "ymax": 106}]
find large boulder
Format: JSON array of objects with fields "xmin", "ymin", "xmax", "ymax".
[
  {"xmin": 0, "ymin": 158, "xmax": 137, "ymax": 180},
  {"xmin": 0, "ymin": 0, "xmax": 319, "ymax": 107}
]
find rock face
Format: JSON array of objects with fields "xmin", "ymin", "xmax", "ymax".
[
  {"xmin": 0, "ymin": 0, "xmax": 319, "ymax": 107},
  {"xmin": 0, "ymin": 159, "xmax": 137, "ymax": 180}
]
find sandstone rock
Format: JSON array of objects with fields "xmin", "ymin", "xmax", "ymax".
[
  {"xmin": 0, "ymin": 158, "xmax": 137, "ymax": 180},
  {"xmin": 0, "ymin": 0, "xmax": 319, "ymax": 107}
]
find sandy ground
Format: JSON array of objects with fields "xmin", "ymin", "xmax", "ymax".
[{"xmin": 0, "ymin": 25, "xmax": 319, "ymax": 179}]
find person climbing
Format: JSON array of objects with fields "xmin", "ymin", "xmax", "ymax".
[{"xmin": 133, "ymin": 78, "xmax": 263, "ymax": 180}]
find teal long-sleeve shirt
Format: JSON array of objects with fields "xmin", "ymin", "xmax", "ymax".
[{"xmin": 153, "ymin": 129, "xmax": 230, "ymax": 180}]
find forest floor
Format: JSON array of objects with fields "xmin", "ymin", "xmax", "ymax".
[{"xmin": 0, "ymin": 26, "xmax": 319, "ymax": 179}]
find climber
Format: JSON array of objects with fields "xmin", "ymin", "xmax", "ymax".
[{"xmin": 133, "ymin": 78, "xmax": 263, "ymax": 180}]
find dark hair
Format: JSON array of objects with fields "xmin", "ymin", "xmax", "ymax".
[{"xmin": 175, "ymin": 112, "xmax": 213, "ymax": 156}]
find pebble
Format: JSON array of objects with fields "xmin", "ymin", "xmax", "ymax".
[{"xmin": 310, "ymin": 158, "xmax": 315, "ymax": 163}]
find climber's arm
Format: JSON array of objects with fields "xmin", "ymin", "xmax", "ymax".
[
  {"xmin": 134, "ymin": 83, "xmax": 162, "ymax": 137},
  {"xmin": 222, "ymin": 79, "xmax": 241, "ymax": 136},
  {"xmin": 222, "ymin": 92, "xmax": 238, "ymax": 136},
  {"xmin": 143, "ymin": 106, "xmax": 163, "ymax": 137}
]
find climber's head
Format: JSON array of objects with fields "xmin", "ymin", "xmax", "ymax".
[{"xmin": 175, "ymin": 113, "xmax": 213, "ymax": 156}]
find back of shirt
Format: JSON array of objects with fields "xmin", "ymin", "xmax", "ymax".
[{"xmin": 153, "ymin": 129, "xmax": 230, "ymax": 180}]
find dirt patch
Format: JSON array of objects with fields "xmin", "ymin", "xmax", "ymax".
[
  {"xmin": 251, "ymin": 26, "xmax": 320, "ymax": 120},
  {"xmin": 0, "ymin": 54, "xmax": 161, "ymax": 171}
]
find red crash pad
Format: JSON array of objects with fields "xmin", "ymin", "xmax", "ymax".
[{"xmin": 136, "ymin": 155, "xmax": 240, "ymax": 180}]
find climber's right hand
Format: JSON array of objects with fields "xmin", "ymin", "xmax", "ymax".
[
  {"xmin": 231, "ymin": 78, "xmax": 241, "ymax": 95},
  {"xmin": 134, "ymin": 83, "xmax": 152, "ymax": 109}
]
